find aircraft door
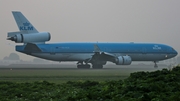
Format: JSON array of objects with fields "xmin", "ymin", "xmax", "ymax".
[
  {"xmin": 142, "ymin": 47, "xmax": 146, "ymax": 54},
  {"xmin": 50, "ymin": 47, "xmax": 56, "ymax": 55},
  {"xmin": 141, "ymin": 47, "xmax": 147, "ymax": 60}
]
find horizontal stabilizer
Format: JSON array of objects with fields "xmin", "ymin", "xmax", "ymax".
[
  {"xmin": 24, "ymin": 43, "xmax": 42, "ymax": 52},
  {"xmin": 7, "ymin": 31, "xmax": 27, "ymax": 37},
  {"xmin": 7, "ymin": 31, "xmax": 21, "ymax": 37}
]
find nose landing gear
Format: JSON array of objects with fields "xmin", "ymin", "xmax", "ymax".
[{"xmin": 154, "ymin": 61, "xmax": 158, "ymax": 68}]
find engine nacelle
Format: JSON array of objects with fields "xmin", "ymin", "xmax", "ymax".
[
  {"xmin": 115, "ymin": 56, "xmax": 132, "ymax": 65},
  {"xmin": 7, "ymin": 32, "xmax": 51, "ymax": 43}
]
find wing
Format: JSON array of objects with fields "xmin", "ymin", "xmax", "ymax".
[{"xmin": 85, "ymin": 44, "xmax": 116, "ymax": 64}]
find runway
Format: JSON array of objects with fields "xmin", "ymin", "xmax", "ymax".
[
  {"xmin": 0, "ymin": 64, "xmax": 169, "ymax": 74},
  {"xmin": 0, "ymin": 64, "xmax": 168, "ymax": 83}
]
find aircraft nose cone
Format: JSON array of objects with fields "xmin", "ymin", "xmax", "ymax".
[{"xmin": 175, "ymin": 50, "xmax": 178, "ymax": 56}]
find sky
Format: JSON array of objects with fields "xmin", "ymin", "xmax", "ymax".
[{"xmin": 0, "ymin": 0, "xmax": 180, "ymax": 61}]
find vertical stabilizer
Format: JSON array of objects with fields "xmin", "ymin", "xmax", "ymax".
[{"xmin": 12, "ymin": 11, "xmax": 38, "ymax": 33}]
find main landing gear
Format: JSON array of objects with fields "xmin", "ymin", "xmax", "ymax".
[
  {"xmin": 154, "ymin": 61, "xmax": 158, "ymax": 68},
  {"xmin": 76, "ymin": 61, "xmax": 103, "ymax": 69},
  {"xmin": 77, "ymin": 61, "xmax": 90, "ymax": 69},
  {"xmin": 77, "ymin": 64, "xmax": 91, "ymax": 69},
  {"xmin": 92, "ymin": 64, "xmax": 103, "ymax": 69}
]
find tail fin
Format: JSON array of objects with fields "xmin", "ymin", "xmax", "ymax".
[{"xmin": 12, "ymin": 11, "xmax": 38, "ymax": 33}]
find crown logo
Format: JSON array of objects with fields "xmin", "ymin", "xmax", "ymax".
[
  {"xmin": 23, "ymin": 22, "xmax": 30, "ymax": 26},
  {"xmin": 153, "ymin": 45, "xmax": 161, "ymax": 50}
]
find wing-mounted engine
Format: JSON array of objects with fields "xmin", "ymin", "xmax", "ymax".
[
  {"xmin": 115, "ymin": 56, "xmax": 132, "ymax": 65},
  {"xmin": 92, "ymin": 44, "xmax": 132, "ymax": 66},
  {"xmin": 7, "ymin": 32, "xmax": 51, "ymax": 43}
]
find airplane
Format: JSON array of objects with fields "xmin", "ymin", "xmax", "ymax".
[{"xmin": 7, "ymin": 11, "xmax": 178, "ymax": 69}]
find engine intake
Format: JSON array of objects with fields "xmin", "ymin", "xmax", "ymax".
[
  {"xmin": 7, "ymin": 32, "xmax": 51, "ymax": 43},
  {"xmin": 115, "ymin": 56, "xmax": 132, "ymax": 65}
]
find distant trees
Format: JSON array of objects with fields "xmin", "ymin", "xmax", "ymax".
[
  {"xmin": 176, "ymin": 56, "xmax": 180, "ymax": 64},
  {"xmin": 163, "ymin": 56, "xmax": 180, "ymax": 65},
  {"xmin": 3, "ymin": 53, "xmax": 20, "ymax": 60},
  {"xmin": 33, "ymin": 58, "xmax": 46, "ymax": 63},
  {"xmin": 2, "ymin": 53, "xmax": 50, "ymax": 64}
]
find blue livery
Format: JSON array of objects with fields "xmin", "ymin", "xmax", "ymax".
[{"xmin": 7, "ymin": 11, "xmax": 178, "ymax": 69}]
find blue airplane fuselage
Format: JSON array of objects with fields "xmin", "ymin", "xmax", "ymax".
[
  {"xmin": 8, "ymin": 11, "xmax": 178, "ymax": 68},
  {"xmin": 16, "ymin": 43, "xmax": 178, "ymax": 62}
]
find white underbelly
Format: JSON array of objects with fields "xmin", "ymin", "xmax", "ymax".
[
  {"xmin": 31, "ymin": 53, "xmax": 93, "ymax": 61},
  {"xmin": 30, "ymin": 53, "xmax": 170, "ymax": 62}
]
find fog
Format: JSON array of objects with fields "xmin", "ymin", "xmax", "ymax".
[{"xmin": 0, "ymin": 0, "xmax": 180, "ymax": 60}]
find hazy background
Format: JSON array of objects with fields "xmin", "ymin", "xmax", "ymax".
[{"xmin": 0, "ymin": 0, "xmax": 180, "ymax": 61}]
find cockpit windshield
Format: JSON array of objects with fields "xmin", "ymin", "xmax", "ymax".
[{"xmin": 171, "ymin": 48, "xmax": 175, "ymax": 51}]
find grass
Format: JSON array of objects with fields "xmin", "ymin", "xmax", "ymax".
[{"xmin": 0, "ymin": 68, "xmax": 131, "ymax": 83}]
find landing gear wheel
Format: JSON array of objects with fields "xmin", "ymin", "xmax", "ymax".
[
  {"xmin": 92, "ymin": 65, "xmax": 103, "ymax": 69},
  {"xmin": 77, "ymin": 64, "xmax": 90, "ymax": 69}
]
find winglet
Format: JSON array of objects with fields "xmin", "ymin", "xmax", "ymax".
[{"xmin": 94, "ymin": 44, "xmax": 101, "ymax": 52}]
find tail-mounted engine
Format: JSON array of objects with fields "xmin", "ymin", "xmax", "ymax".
[
  {"xmin": 115, "ymin": 56, "xmax": 132, "ymax": 65},
  {"xmin": 7, "ymin": 32, "xmax": 51, "ymax": 43}
]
